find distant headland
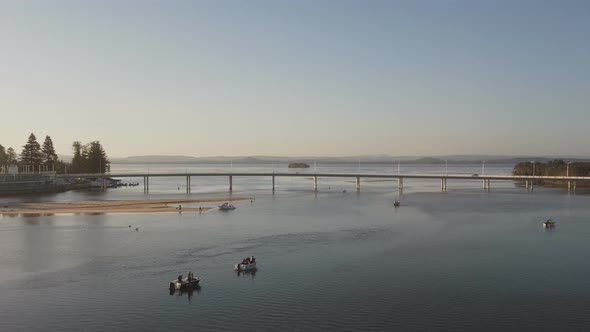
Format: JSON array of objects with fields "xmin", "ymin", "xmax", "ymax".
[
  {"xmin": 288, "ymin": 162, "xmax": 310, "ymax": 168},
  {"xmin": 512, "ymin": 159, "xmax": 590, "ymax": 187},
  {"xmin": 107, "ymin": 155, "xmax": 590, "ymax": 165}
]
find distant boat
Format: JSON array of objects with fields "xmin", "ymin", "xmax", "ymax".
[
  {"xmin": 169, "ymin": 274, "xmax": 201, "ymax": 291},
  {"xmin": 219, "ymin": 202, "xmax": 236, "ymax": 211},
  {"xmin": 393, "ymin": 201, "xmax": 401, "ymax": 207},
  {"xmin": 235, "ymin": 256, "xmax": 257, "ymax": 271},
  {"xmin": 543, "ymin": 219, "xmax": 556, "ymax": 228}
]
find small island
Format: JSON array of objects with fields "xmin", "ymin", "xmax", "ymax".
[{"xmin": 288, "ymin": 162, "xmax": 310, "ymax": 168}]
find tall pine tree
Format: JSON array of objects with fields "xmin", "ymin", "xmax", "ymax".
[
  {"xmin": 6, "ymin": 147, "xmax": 17, "ymax": 165},
  {"xmin": 86, "ymin": 141, "xmax": 109, "ymax": 173},
  {"xmin": 42, "ymin": 135, "xmax": 58, "ymax": 169},
  {"xmin": 20, "ymin": 133, "xmax": 43, "ymax": 166},
  {"xmin": 70, "ymin": 141, "xmax": 85, "ymax": 173},
  {"xmin": 0, "ymin": 144, "xmax": 7, "ymax": 166}
]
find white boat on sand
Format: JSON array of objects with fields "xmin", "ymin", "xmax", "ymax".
[{"xmin": 219, "ymin": 202, "xmax": 236, "ymax": 211}]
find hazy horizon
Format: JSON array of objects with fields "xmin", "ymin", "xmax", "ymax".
[
  {"xmin": 2, "ymin": 0, "xmax": 589, "ymax": 158},
  {"xmin": 90, "ymin": 153, "xmax": 590, "ymax": 162}
]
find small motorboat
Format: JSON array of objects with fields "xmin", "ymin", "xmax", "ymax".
[
  {"xmin": 219, "ymin": 202, "xmax": 236, "ymax": 211},
  {"xmin": 393, "ymin": 200, "xmax": 401, "ymax": 207},
  {"xmin": 235, "ymin": 256, "xmax": 257, "ymax": 271},
  {"xmin": 169, "ymin": 273, "xmax": 201, "ymax": 291},
  {"xmin": 543, "ymin": 219, "xmax": 556, "ymax": 228}
]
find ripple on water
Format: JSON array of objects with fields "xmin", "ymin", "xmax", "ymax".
[{"xmin": 2, "ymin": 189, "xmax": 590, "ymax": 331}]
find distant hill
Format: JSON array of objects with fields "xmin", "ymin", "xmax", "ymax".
[
  {"xmin": 288, "ymin": 162, "xmax": 310, "ymax": 168},
  {"xmin": 108, "ymin": 155, "xmax": 590, "ymax": 165}
]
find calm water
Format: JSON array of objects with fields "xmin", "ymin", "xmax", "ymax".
[{"xmin": 1, "ymin": 164, "xmax": 589, "ymax": 331}]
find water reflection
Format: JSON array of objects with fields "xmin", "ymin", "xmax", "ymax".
[
  {"xmin": 236, "ymin": 267, "xmax": 257, "ymax": 279},
  {"xmin": 73, "ymin": 212, "xmax": 106, "ymax": 216},
  {"xmin": 1, "ymin": 213, "xmax": 55, "ymax": 218},
  {"xmin": 169, "ymin": 285, "xmax": 201, "ymax": 303}
]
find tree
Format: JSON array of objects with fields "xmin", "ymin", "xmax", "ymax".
[
  {"xmin": 54, "ymin": 160, "xmax": 70, "ymax": 174},
  {"xmin": 20, "ymin": 133, "xmax": 43, "ymax": 166},
  {"xmin": 6, "ymin": 147, "xmax": 17, "ymax": 165},
  {"xmin": 86, "ymin": 141, "xmax": 109, "ymax": 173},
  {"xmin": 42, "ymin": 135, "xmax": 58, "ymax": 169},
  {"xmin": 70, "ymin": 141, "xmax": 86, "ymax": 173},
  {"xmin": 70, "ymin": 140, "xmax": 110, "ymax": 173},
  {"xmin": 0, "ymin": 144, "xmax": 7, "ymax": 166}
]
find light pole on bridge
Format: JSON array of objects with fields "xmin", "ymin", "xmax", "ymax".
[
  {"xmin": 482, "ymin": 160, "xmax": 485, "ymax": 176},
  {"xmin": 567, "ymin": 162, "xmax": 572, "ymax": 177}
]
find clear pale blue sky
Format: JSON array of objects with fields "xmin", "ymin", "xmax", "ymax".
[{"xmin": 1, "ymin": 0, "xmax": 589, "ymax": 158}]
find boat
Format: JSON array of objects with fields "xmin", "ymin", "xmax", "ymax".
[
  {"xmin": 169, "ymin": 273, "xmax": 201, "ymax": 291},
  {"xmin": 218, "ymin": 202, "xmax": 236, "ymax": 211},
  {"xmin": 234, "ymin": 256, "xmax": 257, "ymax": 271},
  {"xmin": 393, "ymin": 200, "xmax": 401, "ymax": 207},
  {"xmin": 543, "ymin": 219, "xmax": 556, "ymax": 228}
]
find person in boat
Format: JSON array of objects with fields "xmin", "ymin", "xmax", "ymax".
[
  {"xmin": 187, "ymin": 271, "xmax": 193, "ymax": 281},
  {"xmin": 250, "ymin": 256, "xmax": 255, "ymax": 263},
  {"xmin": 178, "ymin": 275, "xmax": 183, "ymax": 283}
]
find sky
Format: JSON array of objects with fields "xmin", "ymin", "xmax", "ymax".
[{"xmin": 1, "ymin": 0, "xmax": 589, "ymax": 158}]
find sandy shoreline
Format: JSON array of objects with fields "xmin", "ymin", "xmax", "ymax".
[{"xmin": 0, "ymin": 197, "xmax": 250, "ymax": 215}]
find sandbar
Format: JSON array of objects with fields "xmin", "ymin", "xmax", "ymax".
[{"xmin": 0, "ymin": 197, "xmax": 250, "ymax": 215}]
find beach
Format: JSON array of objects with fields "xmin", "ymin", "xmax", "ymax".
[{"xmin": 0, "ymin": 197, "xmax": 250, "ymax": 215}]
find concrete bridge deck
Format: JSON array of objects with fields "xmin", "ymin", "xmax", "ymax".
[{"xmin": 49, "ymin": 172, "xmax": 590, "ymax": 192}]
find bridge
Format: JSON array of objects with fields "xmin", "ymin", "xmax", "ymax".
[{"xmin": 54, "ymin": 172, "xmax": 590, "ymax": 193}]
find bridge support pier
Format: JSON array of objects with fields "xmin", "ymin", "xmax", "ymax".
[
  {"xmin": 313, "ymin": 176, "xmax": 318, "ymax": 192},
  {"xmin": 102, "ymin": 177, "xmax": 106, "ymax": 191},
  {"xmin": 143, "ymin": 176, "xmax": 149, "ymax": 193},
  {"xmin": 398, "ymin": 177, "xmax": 403, "ymax": 190},
  {"xmin": 485, "ymin": 179, "xmax": 490, "ymax": 191},
  {"xmin": 356, "ymin": 176, "xmax": 360, "ymax": 192},
  {"xmin": 441, "ymin": 178, "xmax": 447, "ymax": 192},
  {"xmin": 229, "ymin": 176, "xmax": 233, "ymax": 192},
  {"xmin": 573, "ymin": 181, "xmax": 576, "ymax": 191},
  {"xmin": 272, "ymin": 176, "xmax": 275, "ymax": 192},
  {"xmin": 186, "ymin": 176, "xmax": 191, "ymax": 193}
]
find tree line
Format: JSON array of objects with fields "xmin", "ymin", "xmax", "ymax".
[
  {"xmin": 0, "ymin": 133, "xmax": 109, "ymax": 174},
  {"xmin": 512, "ymin": 159, "xmax": 590, "ymax": 177}
]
